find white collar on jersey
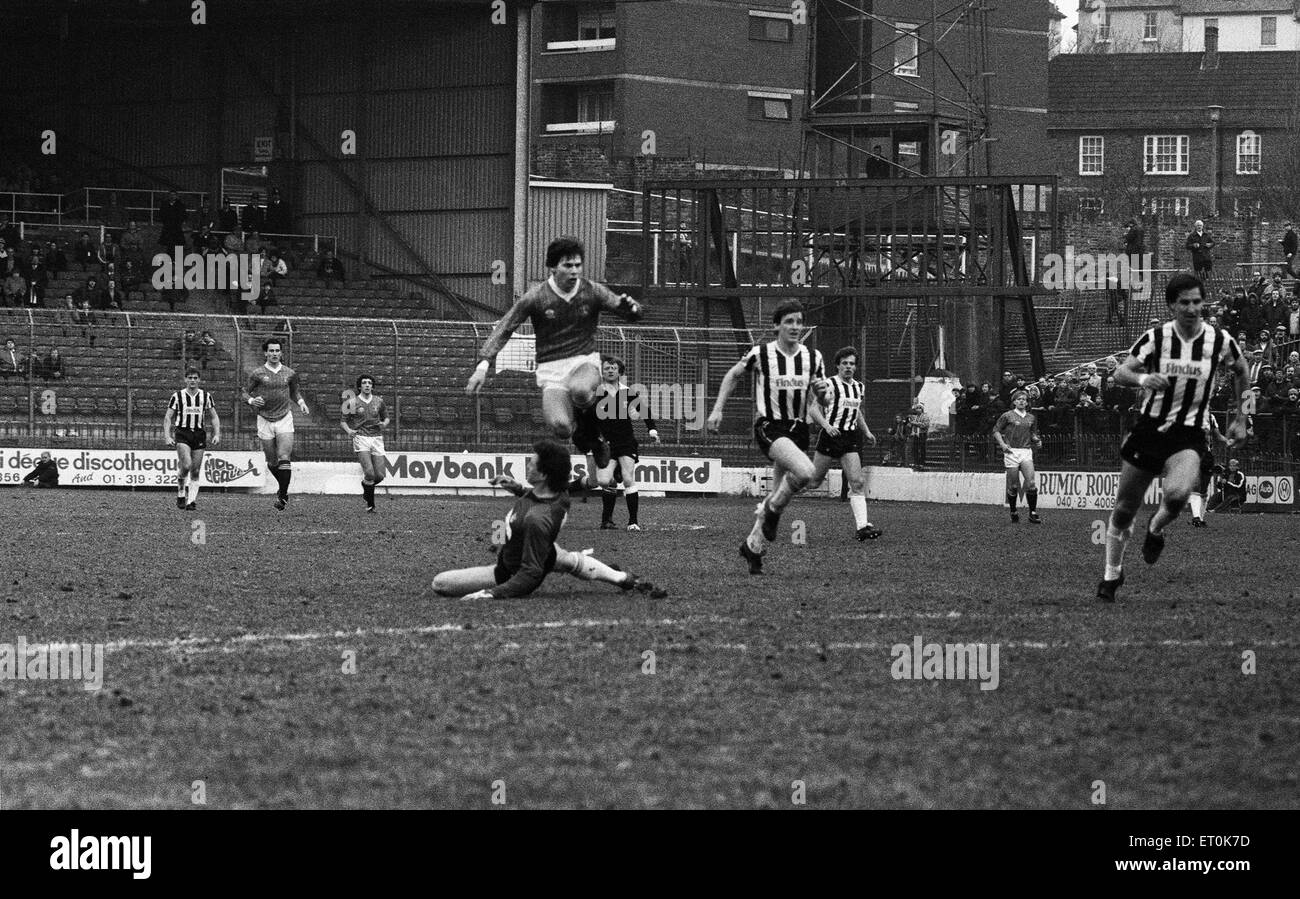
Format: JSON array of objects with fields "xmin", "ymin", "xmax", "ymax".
[
  {"xmin": 547, "ymin": 275, "xmax": 581, "ymax": 302},
  {"xmin": 264, "ymin": 362, "xmax": 284, "ymax": 373},
  {"xmin": 771, "ymin": 339, "xmax": 804, "ymax": 356}
]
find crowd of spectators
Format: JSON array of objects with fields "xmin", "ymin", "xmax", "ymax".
[{"xmin": 0, "ymin": 335, "xmax": 72, "ymax": 382}]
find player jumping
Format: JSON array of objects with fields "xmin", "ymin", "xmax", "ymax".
[
  {"xmin": 243, "ymin": 338, "xmax": 310, "ymax": 510},
  {"xmin": 431, "ymin": 438, "xmax": 666, "ymax": 600},
  {"xmin": 163, "ymin": 367, "xmax": 221, "ymax": 511},
  {"xmin": 993, "ymin": 390, "xmax": 1043, "ymax": 524},
  {"xmin": 708, "ymin": 301, "xmax": 828, "ymax": 574},
  {"xmin": 1096, "ymin": 273, "xmax": 1248, "ymax": 602},
  {"xmin": 341, "ymin": 374, "xmax": 389, "ymax": 513},
  {"xmin": 806, "ymin": 346, "xmax": 881, "ymax": 540},
  {"xmin": 465, "ymin": 236, "xmax": 643, "ymax": 463}
]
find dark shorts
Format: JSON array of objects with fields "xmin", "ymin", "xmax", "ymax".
[
  {"xmin": 572, "ymin": 416, "xmax": 604, "ymax": 455},
  {"xmin": 1120, "ymin": 419, "xmax": 1208, "ymax": 475},
  {"xmin": 816, "ymin": 428, "xmax": 863, "ymax": 459},
  {"xmin": 754, "ymin": 417, "xmax": 810, "ymax": 458},
  {"xmin": 175, "ymin": 427, "xmax": 207, "ymax": 451},
  {"xmin": 494, "ymin": 546, "xmax": 558, "ymax": 584},
  {"xmin": 608, "ymin": 441, "xmax": 639, "ymax": 463}
]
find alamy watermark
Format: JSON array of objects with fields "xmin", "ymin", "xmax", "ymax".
[
  {"xmin": 595, "ymin": 382, "xmax": 706, "ymax": 430},
  {"xmin": 152, "ymin": 249, "xmax": 262, "ymax": 302},
  {"xmin": 0, "ymin": 635, "xmax": 105, "ymax": 691},
  {"xmin": 890, "ymin": 635, "xmax": 999, "ymax": 691},
  {"xmin": 1041, "ymin": 248, "xmax": 1154, "ymax": 301}
]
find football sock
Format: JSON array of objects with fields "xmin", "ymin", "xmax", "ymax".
[
  {"xmin": 1189, "ymin": 493, "xmax": 1204, "ymax": 519},
  {"xmin": 849, "ymin": 494, "xmax": 868, "ymax": 529},
  {"xmin": 1104, "ymin": 521, "xmax": 1133, "ymax": 581},
  {"xmin": 601, "ymin": 488, "xmax": 617, "ymax": 522},
  {"xmin": 177, "ymin": 475, "xmax": 187, "ymax": 496},
  {"xmin": 768, "ymin": 476, "xmax": 796, "ymax": 512},
  {"xmin": 746, "ymin": 513, "xmax": 767, "ymax": 554},
  {"xmin": 1007, "ymin": 489, "xmax": 1018, "ymax": 512},
  {"xmin": 559, "ymin": 550, "xmax": 623, "ymax": 584},
  {"xmin": 362, "ymin": 481, "xmax": 375, "ymax": 505},
  {"xmin": 187, "ymin": 478, "xmax": 201, "ymax": 503},
  {"xmin": 625, "ymin": 487, "xmax": 639, "ymax": 525},
  {"xmin": 1026, "ymin": 489, "xmax": 1038, "ymax": 513},
  {"xmin": 1148, "ymin": 501, "xmax": 1181, "ymax": 536}
]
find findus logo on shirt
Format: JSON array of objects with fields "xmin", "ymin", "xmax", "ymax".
[
  {"xmin": 50, "ymin": 830, "xmax": 151, "ymax": 880},
  {"xmin": 151, "ymin": 248, "xmax": 262, "ymax": 301},
  {"xmin": 890, "ymin": 635, "xmax": 1000, "ymax": 691},
  {"xmin": 1160, "ymin": 360, "xmax": 1211, "ymax": 378},
  {"xmin": 204, "ymin": 457, "xmax": 257, "ymax": 484},
  {"xmin": 769, "ymin": 375, "xmax": 810, "ymax": 390}
]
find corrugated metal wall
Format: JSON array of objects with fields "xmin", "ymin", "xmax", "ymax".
[{"xmin": 527, "ymin": 185, "xmax": 608, "ymax": 284}]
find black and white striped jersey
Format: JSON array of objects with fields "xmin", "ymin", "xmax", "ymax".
[
  {"xmin": 741, "ymin": 341, "xmax": 826, "ymax": 421},
  {"xmin": 1129, "ymin": 323, "xmax": 1240, "ymax": 431},
  {"xmin": 820, "ymin": 375, "xmax": 865, "ymax": 431},
  {"xmin": 168, "ymin": 388, "xmax": 214, "ymax": 430}
]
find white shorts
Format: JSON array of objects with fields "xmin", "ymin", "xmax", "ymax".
[
  {"xmin": 354, "ymin": 434, "xmax": 385, "ymax": 455},
  {"xmin": 535, "ymin": 351, "xmax": 602, "ymax": 391},
  {"xmin": 1004, "ymin": 447, "xmax": 1034, "ymax": 470},
  {"xmin": 256, "ymin": 414, "xmax": 295, "ymax": 441}
]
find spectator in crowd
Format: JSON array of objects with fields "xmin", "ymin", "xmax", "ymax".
[
  {"xmin": 104, "ymin": 277, "xmax": 126, "ymax": 311},
  {"xmin": 159, "ymin": 190, "xmax": 188, "ymax": 249},
  {"xmin": 261, "ymin": 248, "xmax": 287, "ymax": 285},
  {"xmin": 908, "ymin": 402, "xmax": 930, "ymax": 469},
  {"xmin": 218, "ymin": 197, "xmax": 239, "ymax": 232},
  {"xmin": 222, "ymin": 229, "xmax": 245, "ymax": 254},
  {"xmin": 73, "ymin": 231, "xmax": 97, "ymax": 270},
  {"xmin": 174, "ymin": 329, "xmax": 198, "ymax": 361},
  {"xmin": 1258, "ymin": 328, "xmax": 1279, "ymax": 368},
  {"xmin": 195, "ymin": 200, "xmax": 217, "ymax": 235},
  {"xmin": 97, "ymin": 238, "xmax": 120, "ymax": 268},
  {"xmin": 955, "ymin": 384, "xmax": 984, "ymax": 435},
  {"xmin": 244, "ymin": 231, "xmax": 263, "ymax": 255},
  {"xmin": 0, "ymin": 237, "xmax": 13, "ymax": 277},
  {"xmin": 1288, "ymin": 298, "xmax": 1300, "ymax": 340},
  {"xmin": 74, "ymin": 298, "xmax": 97, "ymax": 346},
  {"xmin": 197, "ymin": 330, "xmax": 217, "ymax": 370},
  {"xmin": 997, "ymin": 370, "xmax": 1018, "ymax": 406},
  {"xmin": 241, "ymin": 191, "xmax": 264, "ymax": 234},
  {"xmin": 76, "ymin": 275, "xmax": 107, "ymax": 311},
  {"xmin": 23, "ymin": 249, "xmax": 49, "ymax": 306},
  {"xmin": 3, "ymin": 269, "xmax": 27, "ymax": 306},
  {"xmin": 44, "ymin": 240, "xmax": 66, "ymax": 275},
  {"xmin": 318, "ymin": 248, "xmax": 346, "ymax": 285},
  {"xmin": 119, "ymin": 258, "xmax": 143, "ymax": 300},
  {"xmin": 102, "ymin": 191, "xmax": 128, "ymax": 237},
  {"xmin": 1, "ymin": 337, "xmax": 22, "ymax": 378},
  {"xmin": 1239, "ymin": 292, "xmax": 1265, "ymax": 336},
  {"xmin": 1264, "ymin": 289, "xmax": 1289, "ymax": 332},
  {"xmin": 120, "ymin": 222, "xmax": 144, "ymax": 256},
  {"xmin": 22, "ymin": 451, "xmax": 60, "ymax": 488},
  {"xmin": 1281, "ymin": 222, "xmax": 1298, "ymax": 277},
  {"xmin": 193, "ymin": 223, "xmax": 214, "ymax": 255},
  {"xmin": 264, "ymin": 187, "xmax": 291, "ymax": 234},
  {"xmin": 1185, "ymin": 220, "xmax": 1214, "ymax": 280},
  {"xmin": 1110, "ymin": 218, "xmax": 1144, "ymax": 325},
  {"xmin": 882, "ymin": 413, "xmax": 909, "ymax": 466},
  {"xmin": 43, "ymin": 347, "xmax": 66, "ymax": 382},
  {"xmin": 1205, "ymin": 459, "xmax": 1245, "ymax": 513}
]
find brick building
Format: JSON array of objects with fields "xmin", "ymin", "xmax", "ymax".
[{"xmin": 1075, "ymin": 1, "xmax": 1300, "ymax": 54}]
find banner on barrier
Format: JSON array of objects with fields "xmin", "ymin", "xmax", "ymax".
[
  {"xmin": 1029, "ymin": 471, "xmax": 1293, "ymax": 511},
  {"xmin": 1243, "ymin": 476, "xmax": 1294, "ymax": 508},
  {"xmin": 0, "ymin": 448, "xmax": 265, "ymax": 488},
  {"xmin": 377, "ymin": 452, "xmax": 722, "ymax": 492}
]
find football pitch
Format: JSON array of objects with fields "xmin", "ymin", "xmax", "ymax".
[{"xmin": 1, "ymin": 489, "xmax": 1296, "ymax": 809}]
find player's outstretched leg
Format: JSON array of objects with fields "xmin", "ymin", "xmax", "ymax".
[
  {"xmin": 431, "ymin": 565, "xmax": 498, "ymax": 597},
  {"xmin": 554, "ymin": 547, "xmax": 667, "ymax": 597},
  {"xmin": 1098, "ymin": 461, "xmax": 1154, "ymax": 602}
]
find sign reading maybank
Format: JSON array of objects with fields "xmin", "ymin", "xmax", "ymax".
[{"xmin": 379, "ymin": 452, "xmax": 721, "ymax": 492}]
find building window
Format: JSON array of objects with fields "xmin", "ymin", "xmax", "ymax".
[
  {"xmin": 1079, "ymin": 197, "xmax": 1104, "ymax": 218},
  {"xmin": 1079, "ymin": 135, "xmax": 1104, "ymax": 175},
  {"xmin": 894, "ymin": 101, "xmax": 920, "ymax": 112},
  {"xmin": 1237, "ymin": 131, "xmax": 1261, "ymax": 174},
  {"xmin": 1235, "ymin": 198, "xmax": 1262, "ymax": 219},
  {"xmin": 894, "ymin": 23, "xmax": 920, "ymax": 77},
  {"xmin": 748, "ymin": 10, "xmax": 793, "ymax": 42},
  {"xmin": 1143, "ymin": 196, "xmax": 1189, "ymax": 217},
  {"xmin": 577, "ymin": 6, "xmax": 616, "ymax": 41},
  {"xmin": 578, "ymin": 88, "xmax": 614, "ymax": 124},
  {"xmin": 1143, "ymin": 12, "xmax": 1158, "ymax": 42},
  {"xmin": 1095, "ymin": 9, "xmax": 1111, "ymax": 43},
  {"xmin": 1261, "ymin": 16, "xmax": 1277, "ymax": 47},
  {"xmin": 747, "ymin": 91, "xmax": 792, "ymax": 121},
  {"xmin": 1143, "ymin": 135, "xmax": 1189, "ymax": 175}
]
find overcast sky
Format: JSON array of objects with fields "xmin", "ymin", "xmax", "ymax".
[{"xmin": 1054, "ymin": 0, "xmax": 1078, "ymax": 33}]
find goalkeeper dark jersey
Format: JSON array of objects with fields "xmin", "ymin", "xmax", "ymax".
[{"xmin": 491, "ymin": 490, "xmax": 572, "ymax": 598}]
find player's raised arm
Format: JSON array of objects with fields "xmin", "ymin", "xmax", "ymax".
[
  {"xmin": 468, "ymin": 295, "xmax": 532, "ymax": 394},
  {"xmin": 593, "ymin": 282, "xmax": 642, "ymax": 322},
  {"xmin": 288, "ymin": 371, "xmax": 309, "ymax": 414},
  {"xmin": 707, "ymin": 355, "xmax": 751, "ymax": 431}
]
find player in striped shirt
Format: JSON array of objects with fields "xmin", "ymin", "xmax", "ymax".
[
  {"xmin": 1097, "ymin": 272, "xmax": 1249, "ymax": 602},
  {"xmin": 431, "ymin": 439, "xmax": 666, "ymax": 600},
  {"xmin": 164, "ymin": 368, "xmax": 221, "ymax": 511},
  {"xmin": 708, "ymin": 301, "xmax": 830, "ymax": 574},
  {"xmin": 243, "ymin": 338, "xmax": 310, "ymax": 510},
  {"xmin": 341, "ymin": 374, "xmax": 390, "ymax": 513},
  {"xmin": 806, "ymin": 346, "xmax": 881, "ymax": 540},
  {"xmin": 993, "ymin": 390, "xmax": 1043, "ymax": 524},
  {"xmin": 465, "ymin": 237, "xmax": 643, "ymax": 463}
]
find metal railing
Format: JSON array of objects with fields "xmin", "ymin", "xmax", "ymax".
[{"xmin": 0, "ymin": 192, "xmax": 64, "ymax": 224}]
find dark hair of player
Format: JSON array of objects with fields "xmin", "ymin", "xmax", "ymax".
[
  {"xmin": 185, "ymin": 367, "xmax": 200, "ymax": 378},
  {"xmin": 262, "ymin": 338, "xmax": 283, "ymax": 352},
  {"xmin": 546, "ymin": 236, "xmax": 585, "ymax": 269},
  {"xmin": 600, "ymin": 354, "xmax": 626, "ymax": 375},
  {"xmin": 833, "ymin": 346, "xmax": 857, "ymax": 366},
  {"xmin": 533, "ymin": 438, "xmax": 572, "ymax": 492},
  {"xmin": 772, "ymin": 300, "xmax": 804, "ymax": 325},
  {"xmin": 355, "ymin": 374, "xmax": 375, "ymax": 391},
  {"xmin": 1165, "ymin": 272, "xmax": 1205, "ymax": 305}
]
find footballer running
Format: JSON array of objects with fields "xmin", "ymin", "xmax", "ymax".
[
  {"xmin": 243, "ymin": 338, "xmax": 310, "ymax": 510},
  {"xmin": 163, "ymin": 367, "xmax": 221, "ymax": 511}
]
